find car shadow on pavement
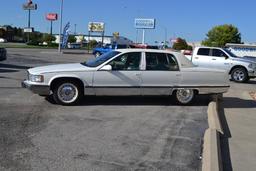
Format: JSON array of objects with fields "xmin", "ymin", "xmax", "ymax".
[
  {"xmin": 222, "ymin": 97, "xmax": 256, "ymax": 108},
  {"xmin": 46, "ymin": 94, "xmax": 211, "ymax": 106},
  {"xmin": 218, "ymin": 96, "xmax": 256, "ymax": 171},
  {"xmin": 0, "ymin": 63, "xmax": 31, "ymax": 70},
  {"xmin": 0, "ymin": 68, "xmax": 19, "ymax": 73},
  {"xmin": 218, "ymin": 100, "xmax": 233, "ymax": 171}
]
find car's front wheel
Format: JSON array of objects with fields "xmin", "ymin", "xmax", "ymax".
[
  {"xmin": 53, "ymin": 81, "xmax": 82, "ymax": 105},
  {"xmin": 231, "ymin": 67, "xmax": 249, "ymax": 83},
  {"xmin": 174, "ymin": 89, "xmax": 194, "ymax": 105},
  {"xmin": 95, "ymin": 52, "xmax": 101, "ymax": 57}
]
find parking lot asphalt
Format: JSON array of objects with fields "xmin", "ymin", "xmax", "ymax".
[{"xmin": 0, "ymin": 48, "xmax": 209, "ymax": 171}]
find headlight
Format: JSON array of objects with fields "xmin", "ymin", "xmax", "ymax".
[
  {"xmin": 248, "ymin": 63, "xmax": 256, "ymax": 69},
  {"xmin": 29, "ymin": 74, "xmax": 44, "ymax": 82}
]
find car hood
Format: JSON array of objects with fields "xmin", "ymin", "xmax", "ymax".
[
  {"xmin": 231, "ymin": 56, "xmax": 256, "ymax": 63},
  {"xmin": 241, "ymin": 56, "xmax": 256, "ymax": 62},
  {"xmin": 28, "ymin": 63, "xmax": 94, "ymax": 75}
]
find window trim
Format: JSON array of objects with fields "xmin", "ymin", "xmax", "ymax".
[
  {"xmin": 197, "ymin": 48, "xmax": 210, "ymax": 56},
  {"xmin": 105, "ymin": 52, "xmax": 143, "ymax": 71},
  {"xmin": 210, "ymin": 49, "xmax": 228, "ymax": 58},
  {"xmin": 144, "ymin": 52, "xmax": 180, "ymax": 71}
]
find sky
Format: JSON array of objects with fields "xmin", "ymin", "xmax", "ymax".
[{"xmin": 0, "ymin": 0, "xmax": 256, "ymax": 44}]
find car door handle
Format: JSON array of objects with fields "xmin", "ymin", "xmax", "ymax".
[
  {"xmin": 195, "ymin": 57, "xmax": 199, "ymax": 59},
  {"xmin": 135, "ymin": 73, "xmax": 141, "ymax": 77},
  {"xmin": 212, "ymin": 58, "xmax": 217, "ymax": 60}
]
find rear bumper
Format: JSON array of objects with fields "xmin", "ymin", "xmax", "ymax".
[{"xmin": 21, "ymin": 80, "xmax": 50, "ymax": 95}]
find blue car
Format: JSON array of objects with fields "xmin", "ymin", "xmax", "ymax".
[{"xmin": 92, "ymin": 44, "xmax": 129, "ymax": 57}]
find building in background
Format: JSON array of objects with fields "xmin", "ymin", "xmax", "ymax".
[
  {"xmin": 226, "ymin": 43, "xmax": 256, "ymax": 57},
  {"xmin": 54, "ymin": 34, "xmax": 133, "ymax": 45}
]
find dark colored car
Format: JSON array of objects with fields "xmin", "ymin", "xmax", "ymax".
[{"xmin": 0, "ymin": 48, "xmax": 7, "ymax": 61}]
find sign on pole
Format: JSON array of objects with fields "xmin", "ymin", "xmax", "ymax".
[
  {"xmin": 23, "ymin": 27, "xmax": 34, "ymax": 33},
  {"xmin": 88, "ymin": 22, "xmax": 105, "ymax": 32},
  {"xmin": 134, "ymin": 18, "xmax": 156, "ymax": 44},
  {"xmin": 46, "ymin": 13, "xmax": 58, "ymax": 21},
  {"xmin": 134, "ymin": 18, "xmax": 155, "ymax": 29}
]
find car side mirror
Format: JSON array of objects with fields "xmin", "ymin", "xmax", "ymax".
[{"xmin": 100, "ymin": 65, "xmax": 112, "ymax": 71}]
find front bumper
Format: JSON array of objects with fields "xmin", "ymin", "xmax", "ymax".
[
  {"xmin": 21, "ymin": 80, "xmax": 51, "ymax": 95},
  {"xmin": 248, "ymin": 70, "xmax": 256, "ymax": 78}
]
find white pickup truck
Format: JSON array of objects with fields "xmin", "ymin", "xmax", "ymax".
[{"xmin": 188, "ymin": 47, "xmax": 256, "ymax": 83}]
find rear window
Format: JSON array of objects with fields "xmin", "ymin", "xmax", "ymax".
[{"xmin": 197, "ymin": 48, "xmax": 210, "ymax": 56}]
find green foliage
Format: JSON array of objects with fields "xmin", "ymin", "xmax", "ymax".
[
  {"xmin": 0, "ymin": 29, "xmax": 6, "ymax": 38},
  {"xmin": 88, "ymin": 40, "xmax": 98, "ymax": 48},
  {"xmin": 68, "ymin": 35, "xmax": 77, "ymax": 43},
  {"xmin": 202, "ymin": 24, "xmax": 241, "ymax": 47},
  {"xmin": 172, "ymin": 38, "xmax": 191, "ymax": 50},
  {"xmin": 42, "ymin": 34, "xmax": 56, "ymax": 43}
]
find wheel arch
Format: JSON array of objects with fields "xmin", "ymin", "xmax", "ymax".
[
  {"xmin": 49, "ymin": 76, "xmax": 85, "ymax": 92},
  {"xmin": 229, "ymin": 65, "xmax": 248, "ymax": 74},
  {"xmin": 171, "ymin": 88, "xmax": 199, "ymax": 95}
]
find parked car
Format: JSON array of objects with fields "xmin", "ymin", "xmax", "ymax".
[
  {"xmin": 0, "ymin": 48, "xmax": 7, "ymax": 61},
  {"xmin": 92, "ymin": 44, "xmax": 129, "ymax": 57},
  {"xmin": 190, "ymin": 47, "xmax": 256, "ymax": 83},
  {"xmin": 0, "ymin": 38, "xmax": 7, "ymax": 43},
  {"xmin": 22, "ymin": 49, "xmax": 229, "ymax": 105},
  {"xmin": 67, "ymin": 43, "xmax": 82, "ymax": 49}
]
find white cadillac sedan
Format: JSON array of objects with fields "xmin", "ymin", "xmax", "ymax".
[{"xmin": 22, "ymin": 49, "xmax": 230, "ymax": 105}]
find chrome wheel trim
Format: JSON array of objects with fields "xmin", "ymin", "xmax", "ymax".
[
  {"xmin": 95, "ymin": 52, "xmax": 101, "ymax": 57},
  {"xmin": 57, "ymin": 83, "xmax": 78, "ymax": 103},
  {"xmin": 176, "ymin": 89, "xmax": 194, "ymax": 104},
  {"xmin": 233, "ymin": 69, "xmax": 245, "ymax": 81}
]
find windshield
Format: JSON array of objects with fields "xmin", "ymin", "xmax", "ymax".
[
  {"xmin": 223, "ymin": 49, "xmax": 237, "ymax": 57},
  {"xmin": 82, "ymin": 51, "xmax": 121, "ymax": 67}
]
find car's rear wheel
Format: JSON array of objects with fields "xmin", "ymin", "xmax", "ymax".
[
  {"xmin": 53, "ymin": 81, "xmax": 82, "ymax": 105},
  {"xmin": 231, "ymin": 67, "xmax": 249, "ymax": 83},
  {"xmin": 175, "ymin": 89, "xmax": 194, "ymax": 105}
]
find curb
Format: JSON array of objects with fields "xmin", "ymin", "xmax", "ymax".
[{"xmin": 202, "ymin": 94, "xmax": 223, "ymax": 171}]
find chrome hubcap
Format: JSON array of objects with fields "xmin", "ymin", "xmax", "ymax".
[
  {"xmin": 95, "ymin": 52, "xmax": 100, "ymax": 57},
  {"xmin": 233, "ymin": 70, "xmax": 245, "ymax": 81},
  {"xmin": 176, "ymin": 89, "xmax": 194, "ymax": 104},
  {"xmin": 57, "ymin": 83, "xmax": 78, "ymax": 103}
]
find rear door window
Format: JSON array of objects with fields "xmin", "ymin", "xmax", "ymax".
[
  {"xmin": 197, "ymin": 48, "xmax": 210, "ymax": 56},
  {"xmin": 212, "ymin": 49, "xmax": 228, "ymax": 57},
  {"xmin": 146, "ymin": 53, "xmax": 179, "ymax": 71}
]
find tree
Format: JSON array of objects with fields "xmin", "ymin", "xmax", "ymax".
[
  {"xmin": 42, "ymin": 34, "xmax": 56, "ymax": 43},
  {"xmin": 68, "ymin": 35, "xmax": 77, "ymax": 43},
  {"xmin": 202, "ymin": 24, "xmax": 241, "ymax": 47},
  {"xmin": 172, "ymin": 37, "xmax": 192, "ymax": 50},
  {"xmin": 0, "ymin": 29, "xmax": 6, "ymax": 38},
  {"xmin": 88, "ymin": 40, "xmax": 98, "ymax": 48}
]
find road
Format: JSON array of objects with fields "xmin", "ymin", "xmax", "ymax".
[{"xmin": 0, "ymin": 48, "xmax": 209, "ymax": 171}]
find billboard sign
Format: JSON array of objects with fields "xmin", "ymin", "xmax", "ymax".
[
  {"xmin": 23, "ymin": 27, "xmax": 34, "ymax": 33},
  {"xmin": 88, "ymin": 22, "xmax": 105, "ymax": 32},
  {"xmin": 134, "ymin": 18, "xmax": 155, "ymax": 29},
  {"xmin": 46, "ymin": 13, "xmax": 58, "ymax": 21},
  {"xmin": 23, "ymin": 3, "xmax": 37, "ymax": 10}
]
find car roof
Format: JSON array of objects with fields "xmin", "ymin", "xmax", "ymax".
[
  {"xmin": 115, "ymin": 48, "xmax": 181, "ymax": 55},
  {"xmin": 115, "ymin": 48, "xmax": 194, "ymax": 68}
]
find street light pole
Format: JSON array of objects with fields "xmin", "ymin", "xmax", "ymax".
[
  {"xmin": 58, "ymin": 0, "xmax": 64, "ymax": 54},
  {"xmin": 74, "ymin": 24, "xmax": 77, "ymax": 35}
]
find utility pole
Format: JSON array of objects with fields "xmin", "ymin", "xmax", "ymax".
[
  {"xmin": 74, "ymin": 24, "xmax": 77, "ymax": 35},
  {"xmin": 58, "ymin": 0, "xmax": 64, "ymax": 54}
]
